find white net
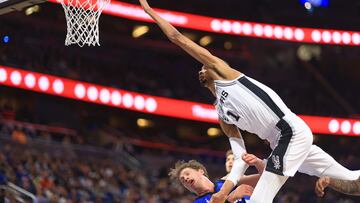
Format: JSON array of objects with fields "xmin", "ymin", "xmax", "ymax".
[{"xmin": 59, "ymin": 0, "xmax": 110, "ymax": 47}]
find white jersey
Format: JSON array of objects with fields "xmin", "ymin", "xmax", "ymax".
[{"xmin": 214, "ymin": 74, "xmax": 295, "ymax": 144}]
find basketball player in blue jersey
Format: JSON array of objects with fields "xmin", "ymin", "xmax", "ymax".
[
  {"xmin": 139, "ymin": 0, "xmax": 360, "ymax": 202},
  {"xmin": 169, "ymin": 152, "xmax": 265, "ymax": 203},
  {"xmin": 169, "ymin": 160, "xmax": 252, "ymax": 203},
  {"xmin": 169, "ymin": 110, "xmax": 265, "ymax": 202}
]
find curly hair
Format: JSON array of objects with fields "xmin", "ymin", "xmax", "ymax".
[{"xmin": 168, "ymin": 160, "xmax": 208, "ymax": 183}]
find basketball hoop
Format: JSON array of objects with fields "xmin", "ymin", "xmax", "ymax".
[{"xmin": 58, "ymin": 0, "xmax": 110, "ymax": 47}]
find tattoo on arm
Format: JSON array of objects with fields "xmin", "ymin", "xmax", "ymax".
[{"xmin": 329, "ymin": 177, "xmax": 360, "ymax": 195}]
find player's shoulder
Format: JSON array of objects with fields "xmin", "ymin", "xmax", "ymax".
[{"xmin": 193, "ymin": 192, "xmax": 213, "ymax": 203}]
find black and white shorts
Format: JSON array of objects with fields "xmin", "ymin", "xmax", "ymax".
[{"xmin": 266, "ymin": 114, "xmax": 315, "ymax": 177}]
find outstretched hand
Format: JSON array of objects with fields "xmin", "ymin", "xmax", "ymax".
[
  {"xmin": 227, "ymin": 184, "xmax": 254, "ymax": 203},
  {"xmin": 241, "ymin": 153, "xmax": 263, "ymax": 166},
  {"xmin": 315, "ymin": 177, "xmax": 330, "ymax": 197},
  {"xmin": 242, "ymin": 153, "xmax": 260, "ymax": 166},
  {"xmin": 242, "ymin": 153, "xmax": 265, "ymax": 174},
  {"xmin": 139, "ymin": 0, "xmax": 151, "ymax": 11}
]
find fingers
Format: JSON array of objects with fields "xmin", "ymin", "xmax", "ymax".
[
  {"xmin": 242, "ymin": 153, "xmax": 255, "ymax": 160},
  {"xmin": 227, "ymin": 197, "xmax": 236, "ymax": 203},
  {"xmin": 242, "ymin": 153, "xmax": 258, "ymax": 165},
  {"xmin": 315, "ymin": 182, "xmax": 324, "ymax": 197},
  {"xmin": 227, "ymin": 185, "xmax": 253, "ymax": 203},
  {"xmin": 227, "ymin": 194, "xmax": 236, "ymax": 203},
  {"xmin": 315, "ymin": 178, "xmax": 325, "ymax": 197},
  {"xmin": 242, "ymin": 185, "xmax": 254, "ymax": 195}
]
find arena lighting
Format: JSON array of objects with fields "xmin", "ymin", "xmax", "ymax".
[
  {"xmin": 45, "ymin": 0, "xmax": 360, "ymax": 46},
  {"xmin": 38, "ymin": 76, "xmax": 49, "ymax": 91},
  {"xmin": 24, "ymin": 4, "xmax": 39, "ymax": 15},
  {"xmin": 224, "ymin": 41, "xmax": 232, "ymax": 50},
  {"xmin": 304, "ymin": 2, "xmax": 312, "ymax": 10},
  {"xmin": 199, "ymin": 36, "xmax": 212, "ymax": 46},
  {"xmin": 137, "ymin": 118, "xmax": 152, "ymax": 128},
  {"xmin": 0, "ymin": 68, "xmax": 7, "ymax": 82},
  {"xmin": 24, "ymin": 73, "xmax": 36, "ymax": 88},
  {"xmin": 87, "ymin": 86, "xmax": 98, "ymax": 101},
  {"xmin": 132, "ymin": 25, "xmax": 149, "ymax": 38},
  {"xmin": 299, "ymin": 0, "xmax": 329, "ymax": 8},
  {"xmin": 207, "ymin": 127, "xmax": 221, "ymax": 137},
  {"xmin": 297, "ymin": 45, "xmax": 321, "ymax": 61},
  {"xmin": 99, "ymin": 88, "xmax": 110, "ymax": 103},
  {"xmin": 1, "ymin": 65, "xmax": 360, "ymax": 136},
  {"xmin": 10, "ymin": 70, "xmax": 21, "ymax": 85},
  {"xmin": 3, "ymin": 35, "xmax": 9, "ymax": 43},
  {"xmin": 52, "ymin": 79, "xmax": 64, "ymax": 94}
]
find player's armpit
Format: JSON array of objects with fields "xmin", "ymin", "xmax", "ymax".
[{"xmin": 219, "ymin": 119, "xmax": 241, "ymax": 138}]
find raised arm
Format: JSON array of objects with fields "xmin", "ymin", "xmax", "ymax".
[{"xmin": 139, "ymin": 0, "xmax": 232, "ymax": 71}]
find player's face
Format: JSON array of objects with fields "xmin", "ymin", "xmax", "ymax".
[
  {"xmin": 225, "ymin": 154, "xmax": 234, "ymax": 173},
  {"xmin": 198, "ymin": 66, "xmax": 211, "ymax": 87},
  {"xmin": 179, "ymin": 167, "xmax": 205, "ymax": 194}
]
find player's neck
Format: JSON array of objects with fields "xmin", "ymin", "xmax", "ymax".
[
  {"xmin": 207, "ymin": 83, "xmax": 216, "ymax": 96},
  {"xmin": 197, "ymin": 178, "xmax": 215, "ymax": 196}
]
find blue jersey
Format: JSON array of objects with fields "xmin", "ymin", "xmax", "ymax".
[{"xmin": 194, "ymin": 180, "xmax": 250, "ymax": 203}]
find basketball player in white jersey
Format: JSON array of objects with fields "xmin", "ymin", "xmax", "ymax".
[{"xmin": 138, "ymin": 0, "xmax": 360, "ymax": 202}]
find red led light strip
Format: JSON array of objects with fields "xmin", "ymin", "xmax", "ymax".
[
  {"xmin": 0, "ymin": 65, "xmax": 359, "ymax": 136},
  {"xmin": 48, "ymin": 0, "xmax": 360, "ymax": 46}
]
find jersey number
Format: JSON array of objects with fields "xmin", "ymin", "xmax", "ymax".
[{"xmin": 227, "ymin": 111, "xmax": 240, "ymax": 121}]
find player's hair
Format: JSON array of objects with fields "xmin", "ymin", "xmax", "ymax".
[
  {"xmin": 226, "ymin": 149, "xmax": 233, "ymax": 158},
  {"xmin": 168, "ymin": 160, "xmax": 208, "ymax": 182}
]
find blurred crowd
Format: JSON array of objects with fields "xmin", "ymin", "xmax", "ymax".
[{"xmin": 0, "ymin": 142, "xmax": 193, "ymax": 203}]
